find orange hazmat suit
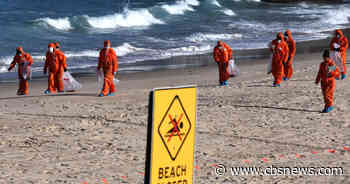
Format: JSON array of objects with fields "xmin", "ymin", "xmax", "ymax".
[
  {"xmin": 222, "ymin": 42, "xmax": 233, "ymax": 60},
  {"xmin": 315, "ymin": 57, "xmax": 340, "ymax": 109},
  {"xmin": 213, "ymin": 41, "xmax": 230, "ymax": 84},
  {"xmin": 270, "ymin": 33, "xmax": 289, "ymax": 86},
  {"xmin": 8, "ymin": 47, "xmax": 33, "ymax": 95},
  {"xmin": 330, "ymin": 29, "xmax": 348, "ymax": 75},
  {"xmin": 97, "ymin": 40, "xmax": 118, "ymax": 96},
  {"xmin": 284, "ymin": 30, "xmax": 296, "ymax": 80},
  {"xmin": 44, "ymin": 43, "xmax": 67, "ymax": 93}
]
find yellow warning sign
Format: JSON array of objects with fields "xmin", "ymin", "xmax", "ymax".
[
  {"xmin": 146, "ymin": 86, "xmax": 196, "ymax": 184},
  {"xmin": 158, "ymin": 95, "xmax": 192, "ymax": 161}
]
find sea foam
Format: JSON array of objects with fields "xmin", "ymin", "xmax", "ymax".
[
  {"xmin": 211, "ymin": 0, "xmax": 222, "ymax": 7},
  {"xmin": 186, "ymin": 33, "xmax": 242, "ymax": 42},
  {"xmin": 37, "ymin": 17, "xmax": 72, "ymax": 31},
  {"xmin": 161, "ymin": 0, "xmax": 200, "ymax": 15},
  {"xmin": 86, "ymin": 9, "xmax": 164, "ymax": 28},
  {"xmin": 64, "ymin": 43, "xmax": 149, "ymax": 58},
  {"xmin": 222, "ymin": 9, "xmax": 236, "ymax": 16}
]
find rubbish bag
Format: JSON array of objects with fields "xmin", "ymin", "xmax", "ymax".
[
  {"xmin": 267, "ymin": 54, "xmax": 273, "ymax": 74},
  {"xmin": 333, "ymin": 43, "xmax": 340, "ymax": 49},
  {"xmin": 97, "ymin": 69, "xmax": 104, "ymax": 90},
  {"xmin": 22, "ymin": 62, "xmax": 32, "ymax": 80},
  {"xmin": 228, "ymin": 59, "xmax": 240, "ymax": 77},
  {"xmin": 330, "ymin": 51, "xmax": 344, "ymax": 73},
  {"xmin": 62, "ymin": 72, "xmax": 82, "ymax": 91},
  {"xmin": 97, "ymin": 69, "xmax": 119, "ymax": 92},
  {"xmin": 113, "ymin": 77, "xmax": 119, "ymax": 86}
]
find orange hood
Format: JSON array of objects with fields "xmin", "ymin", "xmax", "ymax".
[
  {"xmin": 336, "ymin": 29, "xmax": 344, "ymax": 38},
  {"xmin": 16, "ymin": 46, "xmax": 24, "ymax": 54},
  {"xmin": 285, "ymin": 30, "xmax": 293, "ymax": 40},
  {"xmin": 48, "ymin": 43, "xmax": 56, "ymax": 49},
  {"xmin": 277, "ymin": 32, "xmax": 285, "ymax": 42}
]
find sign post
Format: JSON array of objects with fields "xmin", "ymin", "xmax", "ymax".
[{"xmin": 145, "ymin": 86, "xmax": 197, "ymax": 184}]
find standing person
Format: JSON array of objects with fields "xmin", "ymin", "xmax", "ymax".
[
  {"xmin": 269, "ymin": 33, "xmax": 289, "ymax": 87},
  {"xmin": 330, "ymin": 29, "xmax": 348, "ymax": 80},
  {"xmin": 213, "ymin": 41, "xmax": 230, "ymax": 86},
  {"xmin": 7, "ymin": 46, "xmax": 33, "ymax": 95},
  {"xmin": 44, "ymin": 43, "xmax": 67, "ymax": 94},
  {"xmin": 97, "ymin": 40, "xmax": 118, "ymax": 97},
  {"xmin": 284, "ymin": 30, "xmax": 296, "ymax": 81},
  {"xmin": 315, "ymin": 50, "xmax": 340, "ymax": 113}
]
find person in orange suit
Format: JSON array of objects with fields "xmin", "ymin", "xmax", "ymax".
[
  {"xmin": 213, "ymin": 41, "xmax": 230, "ymax": 86},
  {"xmin": 222, "ymin": 42, "xmax": 233, "ymax": 60},
  {"xmin": 283, "ymin": 30, "xmax": 296, "ymax": 81},
  {"xmin": 269, "ymin": 33, "xmax": 289, "ymax": 87},
  {"xmin": 330, "ymin": 29, "xmax": 348, "ymax": 80},
  {"xmin": 8, "ymin": 47, "xmax": 33, "ymax": 95},
  {"xmin": 44, "ymin": 43, "xmax": 67, "ymax": 94},
  {"xmin": 97, "ymin": 40, "xmax": 118, "ymax": 97},
  {"xmin": 315, "ymin": 50, "xmax": 340, "ymax": 113}
]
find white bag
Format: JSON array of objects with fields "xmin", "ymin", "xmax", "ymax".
[
  {"xmin": 333, "ymin": 43, "xmax": 340, "ymax": 49},
  {"xmin": 228, "ymin": 59, "xmax": 240, "ymax": 77},
  {"xmin": 330, "ymin": 51, "xmax": 344, "ymax": 73},
  {"xmin": 97, "ymin": 69, "xmax": 119, "ymax": 92},
  {"xmin": 22, "ymin": 62, "xmax": 32, "ymax": 80},
  {"xmin": 267, "ymin": 54, "xmax": 273, "ymax": 74},
  {"xmin": 97, "ymin": 69, "xmax": 104, "ymax": 90},
  {"xmin": 62, "ymin": 72, "xmax": 82, "ymax": 91},
  {"xmin": 113, "ymin": 77, "xmax": 119, "ymax": 86}
]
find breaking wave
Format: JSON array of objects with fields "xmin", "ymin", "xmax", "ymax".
[
  {"xmin": 36, "ymin": 17, "xmax": 72, "ymax": 31},
  {"xmin": 161, "ymin": 0, "xmax": 200, "ymax": 15},
  {"xmin": 85, "ymin": 9, "xmax": 164, "ymax": 28},
  {"xmin": 211, "ymin": 0, "xmax": 222, "ymax": 7},
  {"xmin": 222, "ymin": 9, "xmax": 236, "ymax": 16},
  {"xmin": 323, "ymin": 7, "xmax": 350, "ymax": 25}
]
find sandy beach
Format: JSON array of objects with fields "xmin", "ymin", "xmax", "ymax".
[{"xmin": 1, "ymin": 46, "xmax": 350, "ymax": 184}]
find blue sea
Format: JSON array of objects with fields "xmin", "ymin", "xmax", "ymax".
[{"xmin": 1, "ymin": 0, "xmax": 350, "ymax": 80}]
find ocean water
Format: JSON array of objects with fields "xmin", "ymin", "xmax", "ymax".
[{"xmin": 1, "ymin": 0, "xmax": 350, "ymax": 79}]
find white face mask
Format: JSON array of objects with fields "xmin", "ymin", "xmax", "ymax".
[{"xmin": 49, "ymin": 47, "xmax": 54, "ymax": 53}]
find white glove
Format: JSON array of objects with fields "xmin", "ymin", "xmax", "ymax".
[{"xmin": 333, "ymin": 43, "xmax": 340, "ymax": 49}]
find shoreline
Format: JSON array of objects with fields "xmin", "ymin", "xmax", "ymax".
[
  {"xmin": 0, "ymin": 49, "xmax": 329, "ymax": 98},
  {"xmin": 0, "ymin": 36, "xmax": 333, "ymax": 83},
  {"xmin": 0, "ymin": 28, "xmax": 348, "ymax": 84}
]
